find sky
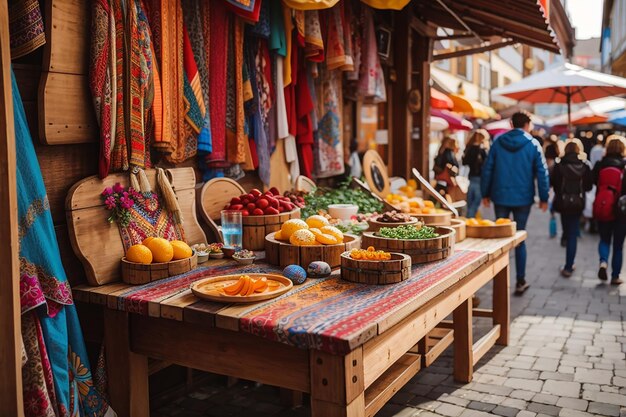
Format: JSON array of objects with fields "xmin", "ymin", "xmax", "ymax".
[{"xmin": 565, "ymin": 0, "xmax": 603, "ymax": 40}]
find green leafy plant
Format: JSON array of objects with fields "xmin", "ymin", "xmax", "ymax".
[
  {"xmin": 378, "ymin": 225, "xmax": 439, "ymax": 240},
  {"xmin": 302, "ymin": 180, "xmax": 383, "ymax": 218}
]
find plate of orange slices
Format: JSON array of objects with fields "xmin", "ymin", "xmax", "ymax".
[{"xmin": 190, "ymin": 273, "xmax": 293, "ymax": 303}]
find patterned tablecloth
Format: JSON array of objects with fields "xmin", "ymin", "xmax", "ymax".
[{"xmin": 105, "ymin": 249, "xmax": 486, "ymax": 353}]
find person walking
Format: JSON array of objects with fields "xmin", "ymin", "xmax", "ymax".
[
  {"xmin": 433, "ymin": 137, "xmax": 460, "ymax": 197},
  {"xmin": 463, "ymin": 129, "xmax": 490, "ymax": 218},
  {"xmin": 592, "ymin": 135, "xmax": 626, "ymax": 285},
  {"xmin": 481, "ymin": 111, "xmax": 550, "ymax": 295},
  {"xmin": 550, "ymin": 139, "xmax": 593, "ymax": 277}
]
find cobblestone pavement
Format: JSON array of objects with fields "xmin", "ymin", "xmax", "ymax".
[{"xmin": 154, "ymin": 210, "xmax": 626, "ymax": 417}]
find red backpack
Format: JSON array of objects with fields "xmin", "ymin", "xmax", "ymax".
[{"xmin": 593, "ymin": 166, "xmax": 623, "ymax": 221}]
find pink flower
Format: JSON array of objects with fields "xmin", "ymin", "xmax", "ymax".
[
  {"xmin": 120, "ymin": 196, "xmax": 134, "ymax": 209},
  {"xmin": 112, "ymin": 183, "xmax": 124, "ymax": 194},
  {"xmin": 101, "ymin": 187, "xmax": 113, "ymax": 197},
  {"xmin": 104, "ymin": 196, "xmax": 116, "ymax": 210}
]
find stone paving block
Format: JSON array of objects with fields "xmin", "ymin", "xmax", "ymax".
[
  {"xmin": 574, "ymin": 368, "xmax": 613, "ymax": 385},
  {"xmin": 601, "ymin": 385, "xmax": 621, "ymax": 393},
  {"xmin": 504, "ymin": 378, "xmax": 543, "ymax": 392},
  {"xmin": 508, "ymin": 369, "xmax": 541, "ymax": 380},
  {"xmin": 527, "ymin": 402, "xmax": 562, "ymax": 416},
  {"xmin": 492, "ymin": 405, "xmax": 520, "ymax": 417},
  {"xmin": 467, "ymin": 401, "xmax": 496, "ymax": 412},
  {"xmin": 588, "ymin": 401, "xmax": 621, "ymax": 416},
  {"xmin": 582, "ymin": 390, "xmax": 626, "ymax": 406},
  {"xmin": 614, "ymin": 376, "xmax": 626, "ymax": 387},
  {"xmin": 501, "ymin": 398, "xmax": 528, "ymax": 410},
  {"xmin": 435, "ymin": 403, "xmax": 465, "ymax": 417},
  {"xmin": 542, "ymin": 380, "xmax": 582, "ymax": 398},
  {"xmin": 555, "ymin": 397, "xmax": 588, "ymax": 411},
  {"xmin": 510, "ymin": 390, "xmax": 536, "ymax": 401},
  {"xmin": 539, "ymin": 371, "xmax": 574, "ymax": 382},
  {"xmin": 557, "ymin": 410, "xmax": 595, "ymax": 417},
  {"xmin": 458, "ymin": 409, "xmax": 493, "ymax": 417},
  {"xmin": 515, "ymin": 411, "xmax": 537, "ymax": 417},
  {"xmin": 437, "ymin": 393, "xmax": 470, "ymax": 407},
  {"xmin": 532, "ymin": 358, "xmax": 560, "ymax": 372},
  {"xmin": 531, "ymin": 393, "xmax": 559, "ymax": 405}
]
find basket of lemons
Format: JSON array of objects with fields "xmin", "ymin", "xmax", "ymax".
[{"xmin": 465, "ymin": 218, "xmax": 516, "ymax": 239}]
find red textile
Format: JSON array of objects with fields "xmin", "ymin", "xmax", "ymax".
[{"xmin": 208, "ymin": 1, "xmax": 228, "ymax": 163}]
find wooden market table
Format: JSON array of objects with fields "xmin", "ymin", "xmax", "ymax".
[{"xmin": 73, "ymin": 232, "xmax": 525, "ymax": 417}]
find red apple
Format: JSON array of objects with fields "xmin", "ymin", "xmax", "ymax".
[
  {"xmin": 264, "ymin": 207, "xmax": 279, "ymax": 215},
  {"xmin": 252, "ymin": 208, "xmax": 264, "ymax": 216}
]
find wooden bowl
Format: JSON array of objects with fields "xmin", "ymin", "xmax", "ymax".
[
  {"xmin": 417, "ymin": 211, "xmax": 452, "ymax": 225},
  {"xmin": 191, "ymin": 273, "xmax": 292, "ymax": 303},
  {"xmin": 341, "ymin": 252, "xmax": 411, "ymax": 285},
  {"xmin": 466, "ymin": 221, "xmax": 516, "ymax": 239},
  {"xmin": 367, "ymin": 216, "xmax": 419, "ymax": 233},
  {"xmin": 361, "ymin": 227, "xmax": 455, "ymax": 265},
  {"xmin": 265, "ymin": 232, "xmax": 361, "ymax": 269},
  {"xmin": 121, "ymin": 251, "xmax": 198, "ymax": 285},
  {"xmin": 432, "ymin": 218, "xmax": 466, "ymax": 243},
  {"xmin": 242, "ymin": 208, "xmax": 301, "ymax": 251}
]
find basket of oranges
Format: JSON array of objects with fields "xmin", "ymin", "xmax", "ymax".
[
  {"xmin": 465, "ymin": 218, "xmax": 516, "ymax": 239},
  {"xmin": 340, "ymin": 246, "xmax": 411, "ymax": 285},
  {"xmin": 121, "ymin": 237, "xmax": 197, "ymax": 284},
  {"xmin": 265, "ymin": 215, "xmax": 360, "ymax": 268}
]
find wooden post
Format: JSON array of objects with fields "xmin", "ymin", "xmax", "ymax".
[
  {"xmin": 104, "ymin": 310, "xmax": 149, "ymax": 417},
  {"xmin": 493, "ymin": 262, "xmax": 510, "ymax": 345},
  {"xmin": 0, "ymin": 1, "xmax": 25, "ymax": 415},
  {"xmin": 390, "ymin": 12, "xmax": 411, "ymax": 179},
  {"xmin": 412, "ymin": 31, "xmax": 432, "ymax": 178},
  {"xmin": 310, "ymin": 349, "xmax": 365, "ymax": 417},
  {"xmin": 453, "ymin": 298, "xmax": 473, "ymax": 383}
]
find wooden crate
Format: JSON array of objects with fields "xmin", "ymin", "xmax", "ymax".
[
  {"xmin": 341, "ymin": 252, "xmax": 411, "ymax": 285},
  {"xmin": 466, "ymin": 222, "xmax": 516, "ymax": 239},
  {"xmin": 361, "ymin": 227, "xmax": 455, "ymax": 265},
  {"xmin": 265, "ymin": 233, "xmax": 361, "ymax": 269},
  {"xmin": 367, "ymin": 217, "xmax": 419, "ymax": 233},
  {"xmin": 242, "ymin": 209, "xmax": 301, "ymax": 251},
  {"xmin": 121, "ymin": 252, "xmax": 198, "ymax": 285}
]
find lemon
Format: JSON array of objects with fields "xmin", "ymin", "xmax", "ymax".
[
  {"xmin": 171, "ymin": 240, "xmax": 192, "ymax": 260},
  {"xmin": 289, "ymin": 229, "xmax": 317, "ymax": 246},
  {"xmin": 281, "ymin": 219, "xmax": 309, "ymax": 240},
  {"xmin": 146, "ymin": 238, "xmax": 174, "ymax": 263},
  {"xmin": 495, "ymin": 218, "xmax": 511, "ymax": 225},
  {"xmin": 305, "ymin": 215, "xmax": 329, "ymax": 229},
  {"xmin": 126, "ymin": 244, "xmax": 153, "ymax": 264}
]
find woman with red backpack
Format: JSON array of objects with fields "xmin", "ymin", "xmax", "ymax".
[
  {"xmin": 592, "ymin": 135, "xmax": 626, "ymax": 285},
  {"xmin": 551, "ymin": 139, "xmax": 593, "ymax": 277}
]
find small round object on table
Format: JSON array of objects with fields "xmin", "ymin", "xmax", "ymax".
[
  {"xmin": 307, "ymin": 261, "xmax": 331, "ymax": 278},
  {"xmin": 283, "ymin": 264, "xmax": 307, "ymax": 285}
]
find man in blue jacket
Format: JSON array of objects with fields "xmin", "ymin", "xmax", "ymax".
[{"xmin": 481, "ymin": 111, "xmax": 549, "ymax": 295}]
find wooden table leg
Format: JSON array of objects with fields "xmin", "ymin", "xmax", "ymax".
[
  {"xmin": 104, "ymin": 309, "xmax": 149, "ymax": 417},
  {"xmin": 310, "ymin": 348, "xmax": 365, "ymax": 417},
  {"xmin": 493, "ymin": 262, "xmax": 510, "ymax": 346},
  {"xmin": 453, "ymin": 298, "xmax": 473, "ymax": 383}
]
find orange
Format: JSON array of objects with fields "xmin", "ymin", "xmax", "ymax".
[
  {"xmin": 274, "ymin": 230, "xmax": 286, "ymax": 240},
  {"xmin": 171, "ymin": 240, "xmax": 192, "ymax": 260},
  {"xmin": 281, "ymin": 219, "xmax": 309, "ymax": 240},
  {"xmin": 495, "ymin": 218, "xmax": 511, "ymax": 225},
  {"xmin": 125, "ymin": 244, "xmax": 153, "ymax": 264},
  {"xmin": 289, "ymin": 229, "xmax": 317, "ymax": 246},
  {"xmin": 320, "ymin": 226, "xmax": 343, "ymax": 243},
  {"xmin": 423, "ymin": 200, "xmax": 435, "ymax": 208},
  {"xmin": 466, "ymin": 218, "xmax": 479, "ymax": 226},
  {"xmin": 146, "ymin": 237, "xmax": 174, "ymax": 263},
  {"xmin": 479, "ymin": 219, "xmax": 495, "ymax": 226},
  {"xmin": 142, "ymin": 236, "xmax": 155, "ymax": 246},
  {"xmin": 315, "ymin": 233, "xmax": 338, "ymax": 245},
  {"xmin": 306, "ymin": 215, "xmax": 330, "ymax": 229}
]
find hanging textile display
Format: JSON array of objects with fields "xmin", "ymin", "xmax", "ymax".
[
  {"xmin": 8, "ymin": 0, "xmax": 46, "ymax": 59},
  {"xmin": 226, "ymin": 18, "xmax": 247, "ymax": 165},
  {"xmin": 226, "ymin": 0, "xmax": 263, "ymax": 23},
  {"xmin": 357, "ymin": 5, "xmax": 386, "ymax": 102},
  {"xmin": 325, "ymin": 2, "xmax": 354, "ymax": 71},
  {"xmin": 315, "ymin": 68, "xmax": 345, "ymax": 178},
  {"xmin": 13, "ymin": 69, "xmax": 115, "ymax": 417},
  {"xmin": 360, "ymin": 0, "xmax": 411, "ymax": 10},
  {"xmin": 304, "ymin": 10, "xmax": 324, "ymax": 62},
  {"xmin": 89, "ymin": 0, "xmax": 116, "ymax": 178},
  {"xmin": 282, "ymin": 0, "xmax": 340, "ymax": 10}
]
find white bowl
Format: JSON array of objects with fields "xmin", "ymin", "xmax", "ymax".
[{"xmin": 328, "ymin": 204, "xmax": 359, "ymax": 220}]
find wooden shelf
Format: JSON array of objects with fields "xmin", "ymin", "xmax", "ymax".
[{"xmin": 365, "ymin": 353, "xmax": 421, "ymax": 417}]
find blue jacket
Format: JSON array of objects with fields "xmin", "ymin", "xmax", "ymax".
[{"xmin": 481, "ymin": 128, "xmax": 550, "ymax": 207}]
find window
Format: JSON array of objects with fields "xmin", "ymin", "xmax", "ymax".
[
  {"xmin": 457, "ymin": 56, "xmax": 472, "ymax": 81},
  {"xmin": 437, "ymin": 59, "xmax": 451, "ymax": 71},
  {"xmin": 503, "ymin": 76, "xmax": 512, "ymax": 86},
  {"xmin": 479, "ymin": 60, "xmax": 490, "ymax": 89},
  {"xmin": 491, "ymin": 70, "xmax": 499, "ymax": 89}
]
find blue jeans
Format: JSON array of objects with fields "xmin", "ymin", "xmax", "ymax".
[
  {"xmin": 561, "ymin": 214, "xmax": 580, "ymax": 271},
  {"xmin": 598, "ymin": 221, "xmax": 626, "ymax": 279},
  {"xmin": 495, "ymin": 205, "xmax": 531, "ymax": 283},
  {"xmin": 467, "ymin": 176, "xmax": 482, "ymax": 218}
]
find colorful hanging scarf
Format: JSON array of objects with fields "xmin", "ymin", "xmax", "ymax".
[
  {"xmin": 89, "ymin": 0, "xmax": 115, "ymax": 178},
  {"xmin": 13, "ymin": 70, "xmax": 114, "ymax": 417},
  {"xmin": 250, "ymin": 0, "xmax": 271, "ymax": 38},
  {"xmin": 208, "ymin": 0, "xmax": 229, "ymax": 165},
  {"xmin": 315, "ymin": 68, "xmax": 344, "ymax": 178},
  {"xmin": 358, "ymin": 6, "xmax": 387, "ymax": 103},
  {"xmin": 304, "ymin": 10, "xmax": 324, "ymax": 62},
  {"xmin": 226, "ymin": 18, "xmax": 247, "ymax": 165},
  {"xmin": 226, "ymin": 0, "xmax": 263, "ymax": 23},
  {"xmin": 282, "ymin": 0, "xmax": 339, "ymax": 10},
  {"xmin": 269, "ymin": 0, "xmax": 287, "ymax": 56},
  {"xmin": 8, "ymin": 0, "xmax": 46, "ymax": 59},
  {"xmin": 111, "ymin": 0, "xmax": 129, "ymax": 171},
  {"xmin": 325, "ymin": 3, "xmax": 354, "ymax": 71}
]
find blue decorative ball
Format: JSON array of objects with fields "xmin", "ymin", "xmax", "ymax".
[
  {"xmin": 283, "ymin": 264, "xmax": 307, "ymax": 285},
  {"xmin": 307, "ymin": 261, "xmax": 331, "ymax": 278}
]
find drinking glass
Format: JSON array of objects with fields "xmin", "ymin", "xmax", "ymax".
[{"xmin": 221, "ymin": 210, "xmax": 243, "ymax": 249}]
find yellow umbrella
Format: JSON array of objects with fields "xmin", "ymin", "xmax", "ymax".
[
  {"xmin": 360, "ymin": 0, "xmax": 411, "ymax": 10},
  {"xmin": 449, "ymin": 93, "xmax": 497, "ymax": 119}
]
